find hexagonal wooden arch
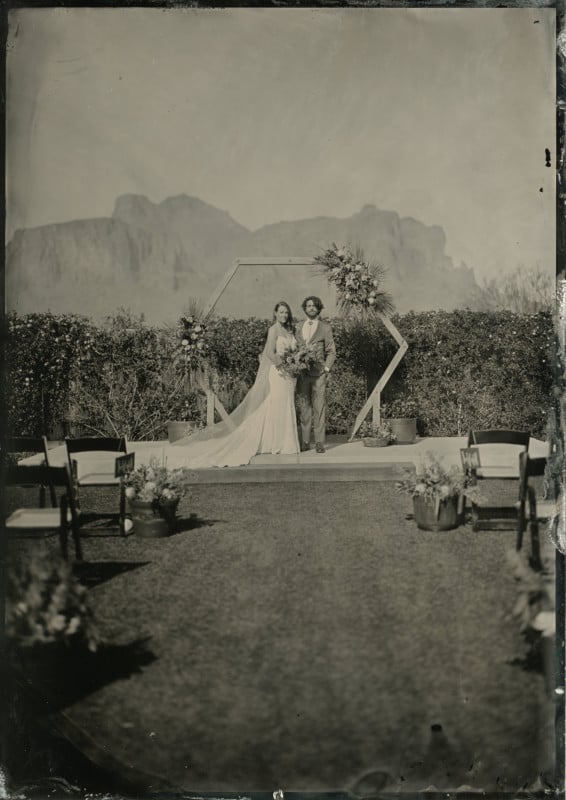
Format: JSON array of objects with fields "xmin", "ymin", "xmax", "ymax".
[{"xmin": 202, "ymin": 257, "xmax": 408, "ymax": 440}]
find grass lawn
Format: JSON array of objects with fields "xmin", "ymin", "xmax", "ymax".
[{"xmin": 6, "ymin": 480, "xmax": 553, "ymax": 794}]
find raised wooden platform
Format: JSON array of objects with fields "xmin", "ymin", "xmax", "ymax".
[{"xmin": 22, "ymin": 436, "xmax": 549, "ymax": 485}]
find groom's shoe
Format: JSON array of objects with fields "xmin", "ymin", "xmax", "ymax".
[
  {"xmin": 300, "ymin": 443, "xmax": 311, "ymax": 452},
  {"xmin": 315, "ymin": 443, "xmax": 326, "ymax": 454}
]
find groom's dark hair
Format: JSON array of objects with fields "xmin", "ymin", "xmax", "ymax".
[{"xmin": 302, "ymin": 296, "xmax": 324, "ymax": 313}]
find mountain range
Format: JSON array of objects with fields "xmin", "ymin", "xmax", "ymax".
[{"xmin": 6, "ymin": 194, "xmax": 481, "ymax": 322}]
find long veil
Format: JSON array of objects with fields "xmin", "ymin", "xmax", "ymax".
[{"xmin": 172, "ymin": 339, "xmax": 272, "ymax": 449}]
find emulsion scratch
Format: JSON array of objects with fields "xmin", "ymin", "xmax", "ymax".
[{"xmin": 550, "ymin": 278, "xmax": 566, "ymax": 554}]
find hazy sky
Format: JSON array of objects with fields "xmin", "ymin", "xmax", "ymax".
[{"xmin": 7, "ymin": 7, "xmax": 555, "ymax": 280}]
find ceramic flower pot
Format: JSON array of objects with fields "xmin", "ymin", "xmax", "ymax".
[
  {"xmin": 167, "ymin": 420, "xmax": 195, "ymax": 443},
  {"xmin": 413, "ymin": 494, "xmax": 460, "ymax": 531},
  {"xmin": 128, "ymin": 498, "xmax": 179, "ymax": 538},
  {"xmin": 388, "ymin": 418, "xmax": 417, "ymax": 444}
]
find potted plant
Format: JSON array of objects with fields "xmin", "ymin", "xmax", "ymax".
[
  {"xmin": 167, "ymin": 397, "xmax": 206, "ymax": 443},
  {"xmin": 6, "ymin": 545, "xmax": 99, "ymax": 694},
  {"xmin": 382, "ymin": 400, "xmax": 418, "ymax": 444},
  {"xmin": 358, "ymin": 419, "xmax": 396, "ymax": 447},
  {"xmin": 123, "ymin": 458, "xmax": 194, "ymax": 538},
  {"xmin": 396, "ymin": 454, "xmax": 480, "ymax": 531},
  {"xmin": 6, "ymin": 546, "xmax": 99, "ymax": 654}
]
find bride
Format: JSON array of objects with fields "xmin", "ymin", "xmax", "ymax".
[{"xmin": 168, "ymin": 301, "xmax": 300, "ymax": 468}]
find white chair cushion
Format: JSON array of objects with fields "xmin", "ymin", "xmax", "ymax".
[
  {"xmin": 475, "ymin": 466, "xmax": 519, "ymax": 479},
  {"xmin": 6, "ymin": 508, "xmax": 61, "ymax": 528},
  {"xmin": 73, "ymin": 453, "xmax": 122, "ymax": 485},
  {"xmin": 535, "ymin": 499, "xmax": 556, "ymax": 519},
  {"xmin": 77, "ymin": 472, "xmax": 121, "ymax": 486},
  {"xmin": 514, "ymin": 498, "xmax": 556, "ymax": 519}
]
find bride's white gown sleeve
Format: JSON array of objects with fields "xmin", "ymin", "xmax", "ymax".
[{"xmin": 167, "ymin": 326, "xmax": 300, "ymax": 468}]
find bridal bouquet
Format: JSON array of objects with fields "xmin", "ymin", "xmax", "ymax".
[{"xmin": 277, "ymin": 343, "xmax": 321, "ymax": 378}]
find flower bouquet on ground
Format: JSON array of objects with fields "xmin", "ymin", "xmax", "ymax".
[
  {"xmin": 123, "ymin": 458, "xmax": 196, "ymax": 537},
  {"xmin": 313, "ymin": 242, "xmax": 394, "ymax": 317},
  {"xmin": 277, "ymin": 342, "xmax": 322, "ymax": 379},
  {"xmin": 358, "ymin": 419, "xmax": 396, "ymax": 447},
  {"xmin": 396, "ymin": 454, "xmax": 481, "ymax": 531}
]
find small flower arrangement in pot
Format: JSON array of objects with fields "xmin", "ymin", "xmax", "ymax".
[
  {"xmin": 396, "ymin": 454, "xmax": 481, "ymax": 531},
  {"xmin": 358, "ymin": 419, "xmax": 396, "ymax": 447},
  {"xmin": 123, "ymin": 458, "xmax": 194, "ymax": 538},
  {"xmin": 6, "ymin": 544, "xmax": 99, "ymax": 654},
  {"xmin": 5, "ymin": 545, "xmax": 100, "ymax": 697}
]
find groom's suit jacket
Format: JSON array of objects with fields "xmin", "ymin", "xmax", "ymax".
[{"xmin": 296, "ymin": 318, "xmax": 336, "ymax": 378}]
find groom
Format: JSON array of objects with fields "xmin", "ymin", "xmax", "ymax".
[{"xmin": 296, "ymin": 296, "xmax": 336, "ymax": 454}]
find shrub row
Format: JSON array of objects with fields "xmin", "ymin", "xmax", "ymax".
[{"xmin": 5, "ymin": 309, "xmax": 554, "ymax": 440}]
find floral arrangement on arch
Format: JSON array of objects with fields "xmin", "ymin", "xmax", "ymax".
[
  {"xmin": 124, "ymin": 458, "xmax": 195, "ymax": 508},
  {"xmin": 175, "ymin": 312, "xmax": 209, "ymax": 374},
  {"xmin": 396, "ymin": 453, "xmax": 481, "ymax": 509},
  {"xmin": 313, "ymin": 243, "xmax": 394, "ymax": 316},
  {"xmin": 6, "ymin": 546, "xmax": 99, "ymax": 652}
]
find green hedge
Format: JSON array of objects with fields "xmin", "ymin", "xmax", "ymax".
[{"xmin": 5, "ymin": 310, "xmax": 553, "ymax": 440}]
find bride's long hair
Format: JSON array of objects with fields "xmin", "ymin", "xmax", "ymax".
[{"xmin": 273, "ymin": 300, "xmax": 295, "ymax": 333}]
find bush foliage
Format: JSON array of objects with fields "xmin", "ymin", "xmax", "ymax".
[{"xmin": 5, "ymin": 309, "xmax": 553, "ymax": 440}]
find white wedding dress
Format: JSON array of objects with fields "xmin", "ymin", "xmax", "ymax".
[{"xmin": 167, "ymin": 332, "xmax": 300, "ymax": 468}]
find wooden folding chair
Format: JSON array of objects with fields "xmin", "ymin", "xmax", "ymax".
[
  {"xmin": 516, "ymin": 453, "xmax": 555, "ymax": 572},
  {"xmin": 3, "ymin": 436, "xmax": 57, "ymax": 507},
  {"xmin": 4, "ymin": 464, "xmax": 83, "ymax": 561},
  {"xmin": 466, "ymin": 429, "xmax": 530, "ymax": 530},
  {"xmin": 64, "ymin": 437, "xmax": 130, "ymax": 536}
]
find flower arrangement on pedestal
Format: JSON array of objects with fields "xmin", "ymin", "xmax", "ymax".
[
  {"xmin": 6, "ymin": 545, "xmax": 99, "ymax": 652},
  {"xmin": 313, "ymin": 243, "xmax": 394, "ymax": 316},
  {"xmin": 396, "ymin": 454, "xmax": 481, "ymax": 530},
  {"xmin": 169, "ymin": 302, "xmax": 213, "ymax": 434},
  {"xmin": 123, "ymin": 458, "xmax": 196, "ymax": 537},
  {"xmin": 124, "ymin": 458, "xmax": 193, "ymax": 508}
]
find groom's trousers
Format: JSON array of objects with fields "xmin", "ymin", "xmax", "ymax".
[{"xmin": 297, "ymin": 373, "xmax": 327, "ymax": 445}]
